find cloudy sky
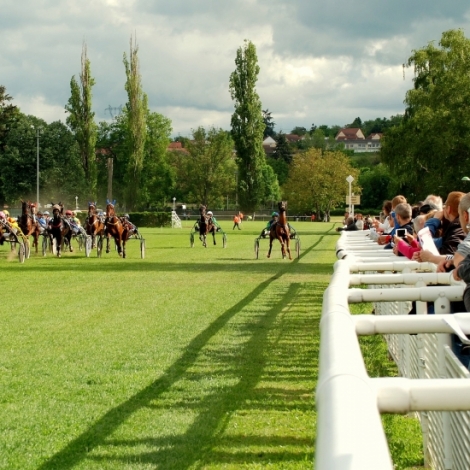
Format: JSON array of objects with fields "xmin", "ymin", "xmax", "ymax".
[{"xmin": 2, "ymin": 0, "xmax": 470, "ymax": 137}]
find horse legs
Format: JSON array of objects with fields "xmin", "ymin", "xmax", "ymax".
[
  {"xmin": 285, "ymin": 239, "xmax": 292, "ymax": 260},
  {"xmin": 267, "ymin": 235, "xmax": 274, "ymax": 258},
  {"xmin": 212, "ymin": 230, "xmax": 216, "ymax": 245},
  {"xmin": 106, "ymin": 235, "xmax": 111, "ymax": 253}
]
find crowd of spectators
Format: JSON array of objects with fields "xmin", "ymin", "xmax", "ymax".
[{"xmin": 339, "ymin": 193, "xmax": 470, "ymax": 368}]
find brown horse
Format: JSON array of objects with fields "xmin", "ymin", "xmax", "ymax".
[
  {"xmin": 198, "ymin": 204, "xmax": 216, "ymax": 247},
  {"xmin": 267, "ymin": 201, "xmax": 292, "ymax": 260},
  {"xmin": 47, "ymin": 203, "xmax": 72, "ymax": 257},
  {"xmin": 18, "ymin": 200, "xmax": 40, "ymax": 254},
  {"xmin": 105, "ymin": 202, "xmax": 128, "ymax": 257},
  {"xmin": 85, "ymin": 202, "xmax": 105, "ymax": 248}
]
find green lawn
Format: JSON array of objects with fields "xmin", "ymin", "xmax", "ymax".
[{"xmin": 0, "ymin": 220, "xmax": 422, "ymax": 469}]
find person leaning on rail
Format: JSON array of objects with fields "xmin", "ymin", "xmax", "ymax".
[{"xmin": 336, "ymin": 216, "xmax": 358, "ymax": 232}]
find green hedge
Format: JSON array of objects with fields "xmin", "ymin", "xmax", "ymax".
[{"xmin": 76, "ymin": 212, "xmax": 171, "ymax": 227}]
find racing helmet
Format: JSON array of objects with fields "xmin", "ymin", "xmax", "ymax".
[
  {"xmin": 3, "ymin": 210, "xmax": 10, "ymax": 217},
  {"xmin": 0, "ymin": 211, "xmax": 5, "ymax": 219},
  {"xmin": 43, "ymin": 211, "xmax": 50, "ymax": 216},
  {"xmin": 272, "ymin": 212, "xmax": 279, "ymax": 217},
  {"xmin": 124, "ymin": 214, "xmax": 129, "ymax": 218},
  {"xmin": 207, "ymin": 211, "xmax": 213, "ymax": 216},
  {"xmin": 65, "ymin": 210, "xmax": 72, "ymax": 216}
]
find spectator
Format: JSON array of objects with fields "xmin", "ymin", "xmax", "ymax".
[
  {"xmin": 355, "ymin": 213, "xmax": 364, "ymax": 230},
  {"xmin": 414, "ymin": 191, "xmax": 466, "ymax": 264},
  {"xmin": 373, "ymin": 200, "xmax": 393, "ymax": 234},
  {"xmin": 336, "ymin": 217, "xmax": 358, "ymax": 232}
]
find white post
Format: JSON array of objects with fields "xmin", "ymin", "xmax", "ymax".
[
  {"xmin": 75, "ymin": 196, "xmax": 78, "ymax": 210},
  {"xmin": 173, "ymin": 197, "xmax": 176, "ymax": 211},
  {"xmin": 346, "ymin": 175, "xmax": 354, "ymax": 217},
  {"xmin": 36, "ymin": 128, "xmax": 40, "ymax": 207}
]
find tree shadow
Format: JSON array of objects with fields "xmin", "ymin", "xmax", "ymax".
[{"xmin": 39, "ymin": 277, "xmax": 320, "ymax": 468}]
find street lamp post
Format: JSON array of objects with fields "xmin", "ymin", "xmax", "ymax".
[
  {"xmin": 346, "ymin": 175, "xmax": 354, "ymax": 217},
  {"xmin": 75, "ymin": 196, "xmax": 78, "ymax": 210},
  {"xmin": 36, "ymin": 128, "xmax": 40, "ymax": 207},
  {"xmin": 173, "ymin": 197, "xmax": 176, "ymax": 211}
]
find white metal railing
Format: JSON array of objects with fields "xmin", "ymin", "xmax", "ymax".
[{"xmin": 316, "ymin": 230, "xmax": 470, "ymax": 470}]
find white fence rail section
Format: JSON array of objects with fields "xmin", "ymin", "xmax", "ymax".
[{"xmin": 317, "ymin": 230, "xmax": 470, "ymax": 470}]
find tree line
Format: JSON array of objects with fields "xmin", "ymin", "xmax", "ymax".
[{"xmin": 6, "ymin": 28, "xmax": 465, "ymax": 215}]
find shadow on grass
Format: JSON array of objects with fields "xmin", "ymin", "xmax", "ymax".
[{"xmin": 39, "ymin": 259, "xmax": 321, "ymax": 468}]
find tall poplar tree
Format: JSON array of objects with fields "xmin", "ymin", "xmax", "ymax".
[
  {"xmin": 65, "ymin": 43, "xmax": 97, "ymax": 198},
  {"xmin": 229, "ymin": 40, "xmax": 266, "ymax": 212},
  {"xmin": 123, "ymin": 35, "xmax": 148, "ymax": 210}
]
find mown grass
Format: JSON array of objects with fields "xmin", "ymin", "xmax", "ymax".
[{"xmin": 0, "ymin": 220, "xmax": 422, "ymax": 469}]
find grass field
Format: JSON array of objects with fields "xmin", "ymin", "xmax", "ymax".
[{"xmin": 0, "ymin": 220, "xmax": 423, "ymax": 469}]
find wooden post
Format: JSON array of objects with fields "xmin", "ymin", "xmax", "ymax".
[{"xmin": 107, "ymin": 158, "xmax": 113, "ymax": 201}]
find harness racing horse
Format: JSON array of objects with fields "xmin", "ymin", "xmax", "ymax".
[
  {"xmin": 198, "ymin": 204, "xmax": 217, "ymax": 247},
  {"xmin": 18, "ymin": 201, "xmax": 40, "ymax": 254},
  {"xmin": 85, "ymin": 202, "xmax": 105, "ymax": 248},
  {"xmin": 267, "ymin": 201, "xmax": 292, "ymax": 260},
  {"xmin": 47, "ymin": 203, "xmax": 71, "ymax": 257},
  {"xmin": 105, "ymin": 201, "xmax": 128, "ymax": 258}
]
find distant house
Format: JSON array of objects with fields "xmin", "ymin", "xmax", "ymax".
[
  {"xmin": 167, "ymin": 141, "xmax": 189, "ymax": 154},
  {"xmin": 285, "ymin": 134, "xmax": 303, "ymax": 144},
  {"xmin": 263, "ymin": 136, "xmax": 277, "ymax": 156},
  {"xmin": 335, "ymin": 128, "xmax": 382, "ymax": 153}
]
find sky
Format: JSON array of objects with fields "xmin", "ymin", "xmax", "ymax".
[{"xmin": 2, "ymin": 0, "xmax": 470, "ymax": 137}]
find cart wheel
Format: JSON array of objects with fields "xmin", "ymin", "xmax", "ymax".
[
  {"xmin": 222, "ymin": 233, "xmax": 227, "ymax": 248},
  {"xmin": 140, "ymin": 239, "xmax": 146, "ymax": 259},
  {"xmin": 97, "ymin": 236, "xmax": 103, "ymax": 258},
  {"xmin": 24, "ymin": 240, "xmax": 30, "ymax": 259},
  {"xmin": 190, "ymin": 232, "xmax": 194, "ymax": 248},
  {"xmin": 296, "ymin": 239, "xmax": 301, "ymax": 258},
  {"xmin": 18, "ymin": 244, "xmax": 25, "ymax": 263},
  {"xmin": 85, "ymin": 236, "xmax": 92, "ymax": 257},
  {"xmin": 254, "ymin": 239, "xmax": 260, "ymax": 259},
  {"xmin": 42, "ymin": 236, "xmax": 48, "ymax": 256}
]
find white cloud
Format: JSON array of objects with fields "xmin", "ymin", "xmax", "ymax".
[{"xmin": 1, "ymin": 0, "xmax": 470, "ymax": 135}]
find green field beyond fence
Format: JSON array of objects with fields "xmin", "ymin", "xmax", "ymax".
[{"xmin": 0, "ymin": 220, "xmax": 422, "ymax": 469}]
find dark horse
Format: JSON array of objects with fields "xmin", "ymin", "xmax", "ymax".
[
  {"xmin": 47, "ymin": 203, "xmax": 71, "ymax": 257},
  {"xmin": 267, "ymin": 201, "xmax": 292, "ymax": 260},
  {"xmin": 198, "ymin": 204, "xmax": 216, "ymax": 247},
  {"xmin": 85, "ymin": 202, "xmax": 105, "ymax": 248},
  {"xmin": 105, "ymin": 201, "xmax": 128, "ymax": 257},
  {"xmin": 18, "ymin": 200, "xmax": 41, "ymax": 254}
]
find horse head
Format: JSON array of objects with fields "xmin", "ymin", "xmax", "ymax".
[
  {"xmin": 106, "ymin": 203, "xmax": 116, "ymax": 217},
  {"xmin": 21, "ymin": 200, "xmax": 28, "ymax": 214},
  {"xmin": 278, "ymin": 201, "xmax": 287, "ymax": 213}
]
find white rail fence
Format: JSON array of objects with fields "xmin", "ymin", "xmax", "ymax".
[{"xmin": 317, "ymin": 230, "xmax": 470, "ymax": 470}]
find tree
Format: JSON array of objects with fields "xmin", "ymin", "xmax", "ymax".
[
  {"xmin": 273, "ymin": 132, "xmax": 292, "ymax": 163},
  {"xmin": 282, "ymin": 148, "xmax": 359, "ymax": 215},
  {"xmin": 183, "ymin": 126, "xmax": 236, "ymax": 207},
  {"xmin": 290, "ymin": 126, "xmax": 307, "ymax": 136},
  {"xmin": 381, "ymin": 29, "xmax": 470, "ymax": 198},
  {"xmin": 123, "ymin": 35, "xmax": 148, "ymax": 210},
  {"xmin": 0, "ymin": 113, "xmax": 83, "ymax": 205},
  {"xmin": 347, "ymin": 117, "xmax": 362, "ymax": 128},
  {"xmin": 357, "ymin": 164, "xmax": 394, "ymax": 209},
  {"xmin": 229, "ymin": 40, "xmax": 266, "ymax": 212},
  {"xmin": 262, "ymin": 109, "xmax": 276, "ymax": 138},
  {"xmin": 140, "ymin": 112, "xmax": 173, "ymax": 209},
  {"xmin": 0, "ymin": 85, "xmax": 18, "ymax": 154},
  {"xmin": 65, "ymin": 43, "xmax": 98, "ymax": 198}
]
